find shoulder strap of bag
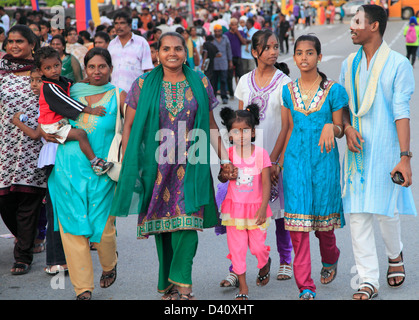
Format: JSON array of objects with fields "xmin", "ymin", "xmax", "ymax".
[{"xmin": 115, "ymin": 87, "xmax": 122, "ymax": 134}]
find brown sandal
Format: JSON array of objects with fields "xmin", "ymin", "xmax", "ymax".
[{"xmin": 76, "ymin": 290, "xmax": 92, "ymax": 300}]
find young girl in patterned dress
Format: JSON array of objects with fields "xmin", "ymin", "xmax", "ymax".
[{"xmin": 219, "ymin": 104, "xmax": 272, "ymax": 300}]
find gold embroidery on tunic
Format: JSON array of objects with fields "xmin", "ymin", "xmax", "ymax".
[{"xmin": 163, "ymin": 187, "xmax": 170, "ymax": 203}]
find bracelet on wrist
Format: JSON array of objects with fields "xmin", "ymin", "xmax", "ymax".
[
  {"xmin": 334, "ymin": 124, "xmax": 343, "ymax": 137},
  {"xmin": 220, "ymin": 159, "xmax": 231, "ymax": 165}
]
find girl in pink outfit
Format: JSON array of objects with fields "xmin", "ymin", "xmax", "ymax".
[{"xmin": 219, "ymin": 104, "xmax": 272, "ymax": 300}]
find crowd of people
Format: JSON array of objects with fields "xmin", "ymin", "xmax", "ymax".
[{"xmin": 0, "ymin": 2, "xmax": 416, "ymax": 301}]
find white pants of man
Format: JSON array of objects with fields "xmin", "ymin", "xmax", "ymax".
[{"xmin": 349, "ymin": 212, "xmax": 403, "ymax": 290}]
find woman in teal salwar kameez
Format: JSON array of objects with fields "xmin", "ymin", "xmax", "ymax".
[{"xmin": 47, "ymin": 48, "xmax": 126, "ymax": 300}]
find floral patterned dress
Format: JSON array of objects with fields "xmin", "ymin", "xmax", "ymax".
[
  {"xmin": 0, "ymin": 72, "xmax": 46, "ymax": 194},
  {"xmin": 125, "ymin": 71, "xmax": 218, "ymax": 238}
]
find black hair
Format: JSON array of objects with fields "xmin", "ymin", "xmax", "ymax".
[
  {"xmin": 157, "ymin": 31, "xmax": 187, "ymax": 53},
  {"xmin": 276, "ymin": 62, "xmax": 290, "ymax": 76},
  {"xmin": 34, "ymin": 46, "xmax": 61, "ymax": 69},
  {"xmin": 361, "ymin": 4, "xmax": 387, "ymax": 37},
  {"xmin": 96, "ymin": 24, "xmax": 107, "ymax": 33},
  {"xmin": 150, "ymin": 42, "xmax": 158, "ymax": 50},
  {"xmin": 30, "ymin": 66, "xmax": 40, "ymax": 74},
  {"xmin": 220, "ymin": 104, "xmax": 260, "ymax": 143},
  {"xmin": 107, "ymin": 25, "xmax": 115, "ymax": 33},
  {"xmin": 294, "ymin": 34, "xmax": 328, "ymax": 90},
  {"xmin": 84, "ymin": 47, "xmax": 113, "ymax": 68},
  {"xmin": 39, "ymin": 20, "xmax": 51, "ymax": 29},
  {"xmin": 79, "ymin": 30, "xmax": 91, "ymax": 42},
  {"xmin": 94, "ymin": 31, "xmax": 110, "ymax": 44},
  {"xmin": 113, "ymin": 11, "xmax": 132, "ymax": 25},
  {"xmin": 175, "ymin": 27, "xmax": 185, "ymax": 34}
]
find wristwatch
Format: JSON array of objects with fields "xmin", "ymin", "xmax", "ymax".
[{"xmin": 400, "ymin": 151, "xmax": 413, "ymax": 158}]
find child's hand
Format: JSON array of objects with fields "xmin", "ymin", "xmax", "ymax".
[
  {"xmin": 89, "ymin": 105, "xmax": 106, "ymax": 117},
  {"xmin": 255, "ymin": 206, "xmax": 267, "ymax": 226},
  {"xmin": 12, "ymin": 112, "xmax": 24, "ymax": 125},
  {"xmin": 221, "ymin": 163, "xmax": 238, "ymax": 180},
  {"xmin": 270, "ymin": 164, "xmax": 280, "ymax": 186},
  {"xmin": 318, "ymin": 123, "xmax": 335, "ymax": 153}
]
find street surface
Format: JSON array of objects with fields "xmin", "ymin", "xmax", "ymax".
[{"xmin": 1, "ymin": 19, "xmax": 418, "ymax": 302}]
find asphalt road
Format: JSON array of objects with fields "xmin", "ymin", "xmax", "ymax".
[{"xmin": 1, "ymin": 18, "xmax": 418, "ymax": 304}]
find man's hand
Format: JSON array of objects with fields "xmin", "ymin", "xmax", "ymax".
[{"xmin": 345, "ymin": 126, "xmax": 364, "ymax": 153}]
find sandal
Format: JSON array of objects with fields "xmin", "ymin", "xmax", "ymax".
[
  {"xmin": 161, "ymin": 286, "xmax": 179, "ymax": 300},
  {"xmin": 33, "ymin": 239, "xmax": 46, "ymax": 253},
  {"xmin": 179, "ymin": 292, "xmax": 195, "ymax": 300},
  {"xmin": 352, "ymin": 282, "xmax": 378, "ymax": 300},
  {"xmin": 220, "ymin": 272, "xmax": 239, "ymax": 287},
  {"xmin": 387, "ymin": 252, "xmax": 405, "ymax": 288},
  {"xmin": 100, "ymin": 263, "xmax": 117, "ymax": 288},
  {"xmin": 256, "ymin": 257, "xmax": 271, "ymax": 286},
  {"xmin": 11, "ymin": 262, "xmax": 31, "ymax": 275},
  {"xmin": 277, "ymin": 264, "xmax": 292, "ymax": 280},
  {"xmin": 44, "ymin": 264, "xmax": 68, "ymax": 275},
  {"xmin": 320, "ymin": 260, "xmax": 338, "ymax": 285},
  {"xmin": 76, "ymin": 290, "xmax": 92, "ymax": 300},
  {"xmin": 299, "ymin": 289, "xmax": 316, "ymax": 300},
  {"xmin": 235, "ymin": 293, "xmax": 249, "ymax": 300}
]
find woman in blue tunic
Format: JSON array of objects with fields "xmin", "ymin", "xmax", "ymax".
[
  {"xmin": 47, "ymin": 48, "xmax": 126, "ymax": 300},
  {"xmin": 278, "ymin": 35, "xmax": 348, "ymax": 300}
]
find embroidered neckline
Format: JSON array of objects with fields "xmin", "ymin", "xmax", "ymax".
[
  {"xmin": 162, "ymin": 80, "xmax": 188, "ymax": 117},
  {"xmin": 290, "ymin": 79, "xmax": 333, "ymax": 116}
]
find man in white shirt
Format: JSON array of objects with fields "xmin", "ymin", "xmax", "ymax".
[{"xmin": 107, "ymin": 11, "xmax": 154, "ymax": 92}]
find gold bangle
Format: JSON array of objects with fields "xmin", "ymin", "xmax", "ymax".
[{"xmin": 344, "ymin": 125, "xmax": 353, "ymax": 133}]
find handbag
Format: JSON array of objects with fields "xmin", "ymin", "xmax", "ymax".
[{"xmin": 107, "ymin": 88, "xmax": 125, "ymax": 182}]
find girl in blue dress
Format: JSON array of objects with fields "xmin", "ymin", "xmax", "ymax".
[{"xmin": 277, "ymin": 35, "xmax": 348, "ymax": 300}]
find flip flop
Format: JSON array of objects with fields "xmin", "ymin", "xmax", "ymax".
[{"xmin": 256, "ymin": 257, "xmax": 271, "ymax": 286}]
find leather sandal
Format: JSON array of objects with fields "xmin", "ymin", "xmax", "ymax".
[
  {"xmin": 352, "ymin": 282, "xmax": 378, "ymax": 300},
  {"xmin": 76, "ymin": 290, "xmax": 92, "ymax": 300},
  {"xmin": 220, "ymin": 272, "xmax": 239, "ymax": 287},
  {"xmin": 387, "ymin": 252, "xmax": 405, "ymax": 288}
]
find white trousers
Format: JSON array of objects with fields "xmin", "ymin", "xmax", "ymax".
[{"xmin": 349, "ymin": 213, "xmax": 403, "ymax": 289}]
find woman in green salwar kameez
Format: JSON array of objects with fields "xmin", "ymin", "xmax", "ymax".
[{"xmin": 111, "ymin": 32, "xmax": 235, "ymax": 300}]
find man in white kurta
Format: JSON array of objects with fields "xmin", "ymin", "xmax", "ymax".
[{"xmin": 340, "ymin": 5, "xmax": 417, "ymax": 299}]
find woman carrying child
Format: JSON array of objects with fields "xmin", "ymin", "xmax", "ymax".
[
  {"xmin": 278, "ymin": 35, "xmax": 348, "ymax": 300},
  {"xmin": 34, "ymin": 46, "xmax": 113, "ymax": 175}
]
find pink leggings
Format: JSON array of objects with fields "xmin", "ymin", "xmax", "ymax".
[
  {"xmin": 226, "ymin": 226, "xmax": 270, "ymax": 275},
  {"xmin": 290, "ymin": 230, "xmax": 340, "ymax": 293}
]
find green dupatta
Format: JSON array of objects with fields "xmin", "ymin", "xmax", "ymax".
[{"xmin": 110, "ymin": 64, "xmax": 217, "ymax": 228}]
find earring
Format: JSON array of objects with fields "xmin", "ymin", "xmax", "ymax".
[{"xmin": 317, "ymin": 61, "xmax": 320, "ymax": 65}]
